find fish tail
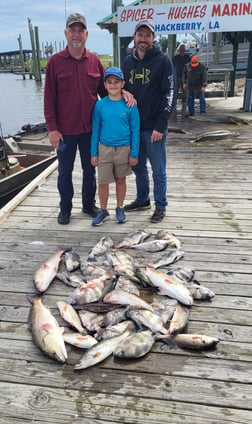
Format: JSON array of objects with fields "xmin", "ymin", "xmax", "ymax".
[{"xmin": 26, "ymin": 293, "xmax": 43, "ymax": 304}]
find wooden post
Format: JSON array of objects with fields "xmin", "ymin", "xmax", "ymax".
[
  {"xmin": 34, "ymin": 26, "xmax": 42, "ymax": 81},
  {"xmin": 28, "ymin": 18, "xmax": 40, "ymax": 81},
  {"xmin": 17, "ymin": 34, "xmax": 26, "ymax": 80},
  {"xmin": 112, "ymin": 0, "xmax": 122, "ymax": 67}
]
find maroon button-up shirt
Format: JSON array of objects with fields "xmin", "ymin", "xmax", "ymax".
[{"xmin": 44, "ymin": 47, "xmax": 107, "ymax": 135}]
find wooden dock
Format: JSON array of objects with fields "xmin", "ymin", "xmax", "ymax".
[{"xmin": 0, "ymin": 97, "xmax": 252, "ymax": 423}]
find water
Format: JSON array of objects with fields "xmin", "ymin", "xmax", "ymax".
[{"xmin": 0, "ymin": 73, "xmax": 45, "ymax": 137}]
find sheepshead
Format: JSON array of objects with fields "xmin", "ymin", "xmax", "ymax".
[
  {"xmin": 87, "ymin": 236, "xmax": 114, "ymax": 261},
  {"xmin": 145, "ymin": 266, "xmax": 193, "ymax": 306},
  {"xmin": 168, "ymin": 303, "xmax": 190, "ymax": 335},
  {"xmin": 33, "ymin": 248, "xmax": 65, "ymax": 292},
  {"xmin": 149, "ymin": 249, "xmax": 184, "ymax": 269},
  {"xmin": 167, "ymin": 266, "xmax": 195, "ymax": 283},
  {"xmin": 172, "ymin": 333, "xmax": 219, "ymax": 350},
  {"xmin": 56, "ymin": 301, "xmax": 86, "ymax": 334},
  {"xmin": 74, "ymin": 327, "xmax": 132, "ymax": 369},
  {"xmin": 103, "ymin": 288, "xmax": 154, "ymax": 312},
  {"xmin": 132, "ymin": 239, "xmax": 169, "ymax": 252},
  {"xmin": 101, "ymin": 306, "xmax": 129, "ymax": 327},
  {"xmin": 67, "ymin": 272, "xmax": 114, "ymax": 305},
  {"xmin": 115, "ymin": 275, "xmax": 140, "ymax": 296},
  {"xmin": 190, "ymin": 129, "xmax": 240, "ymax": 143},
  {"xmin": 155, "ymin": 230, "xmax": 181, "ymax": 249},
  {"xmin": 114, "ymin": 330, "xmax": 155, "ymax": 359},
  {"xmin": 114, "ymin": 230, "xmax": 152, "ymax": 249},
  {"xmin": 95, "ymin": 320, "xmax": 135, "ymax": 341},
  {"xmin": 27, "ymin": 295, "xmax": 67, "ymax": 363},
  {"xmin": 106, "ymin": 250, "xmax": 139, "ymax": 282},
  {"xmin": 64, "ymin": 248, "xmax": 80, "ymax": 271},
  {"xmin": 127, "ymin": 308, "xmax": 168, "ymax": 334},
  {"xmin": 186, "ymin": 282, "xmax": 215, "ymax": 301},
  {"xmin": 56, "ymin": 271, "xmax": 84, "ymax": 288},
  {"xmin": 63, "ymin": 332, "xmax": 98, "ymax": 349},
  {"xmin": 151, "ymin": 299, "xmax": 177, "ymax": 325},
  {"xmin": 78, "ymin": 310, "xmax": 105, "ymax": 332},
  {"xmin": 80, "ymin": 263, "xmax": 109, "ymax": 279},
  {"xmin": 67, "ymin": 279, "xmax": 104, "ymax": 305}
]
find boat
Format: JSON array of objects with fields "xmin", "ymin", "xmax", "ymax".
[{"xmin": 0, "ymin": 125, "xmax": 57, "ymax": 208}]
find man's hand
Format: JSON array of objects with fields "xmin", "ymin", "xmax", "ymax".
[
  {"xmin": 122, "ymin": 89, "xmax": 136, "ymax": 107},
  {"xmin": 151, "ymin": 130, "xmax": 163, "ymax": 143},
  {"xmin": 49, "ymin": 130, "xmax": 63, "ymax": 150},
  {"xmin": 91, "ymin": 156, "xmax": 98, "ymax": 167},
  {"xmin": 183, "ymin": 83, "xmax": 187, "ymax": 90},
  {"xmin": 201, "ymin": 86, "xmax": 206, "ymax": 93},
  {"xmin": 129, "ymin": 157, "xmax": 138, "ymax": 166}
]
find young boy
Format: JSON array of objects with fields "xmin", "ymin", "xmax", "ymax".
[{"xmin": 90, "ymin": 66, "xmax": 140, "ymax": 226}]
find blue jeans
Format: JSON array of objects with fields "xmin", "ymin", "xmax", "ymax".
[
  {"xmin": 131, "ymin": 129, "xmax": 168, "ymax": 210},
  {"xmin": 188, "ymin": 90, "xmax": 206, "ymax": 116},
  {"xmin": 57, "ymin": 133, "xmax": 96, "ymax": 212}
]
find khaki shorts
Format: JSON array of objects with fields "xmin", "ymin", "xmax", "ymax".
[{"xmin": 97, "ymin": 144, "xmax": 132, "ymax": 184}]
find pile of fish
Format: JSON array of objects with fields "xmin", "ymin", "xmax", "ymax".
[{"xmin": 27, "ymin": 229, "xmax": 218, "ymax": 369}]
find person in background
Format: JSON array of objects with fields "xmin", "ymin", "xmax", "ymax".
[
  {"xmin": 182, "ymin": 55, "xmax": 208, "ymax": 117},
  {"xmin": 172, "ymin": 43, "xmax": 191, "ymax": 114},
  {"xmin": 90, "ymin": 67, "xmax": 140, "ymax": 226},
  {"xmin": 44, "ymin": 13, "xmax": 134, "ymax": 225},
  {"xmin": 123, "ymin": 20, "xmax": 175, "ymax": 223}
]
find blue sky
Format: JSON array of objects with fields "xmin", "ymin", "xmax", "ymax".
[{"xmin": 0, "ymin": 1, "xmax": 132, "ymax": 54}]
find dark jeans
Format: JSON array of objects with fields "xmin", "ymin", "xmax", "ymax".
[
  {"xmin": 131, "ymin": 129, "xmax": 168, "ymax": 210},
  {"xmin": 57, "ymin": 133, "xmax": 96, "ymax": 213}
]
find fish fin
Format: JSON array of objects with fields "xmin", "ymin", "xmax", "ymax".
[{"xmin": 42, "ymin": 323, "xmax": 55, "ymax": 333}]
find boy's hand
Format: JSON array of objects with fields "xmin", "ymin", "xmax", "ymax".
[
  {"xmin": 129, "ymin": 157, "xmax": 138, "ymax": 166},
  {"xmin": 91, "ymin": 156, "xmax": 98, "ymax": 167}
]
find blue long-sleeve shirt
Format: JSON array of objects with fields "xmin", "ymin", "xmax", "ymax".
[{"xmin": 91, "ymin": 96, "xmax": 140, "ymax": 159}]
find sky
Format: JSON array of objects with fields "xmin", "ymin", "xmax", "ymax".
[{"xmin": 0, "ymin": 1, "xmax": 133, "ymax": 55}]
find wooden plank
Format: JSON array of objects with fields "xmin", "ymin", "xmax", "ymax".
[{"xmin": 0, "ymin": 160, "xmax": 58, "ymax": 224}]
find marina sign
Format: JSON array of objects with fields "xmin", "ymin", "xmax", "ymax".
[{"xmin": 118, "ymin": 1, "xmax": 252, "ymax": 36}]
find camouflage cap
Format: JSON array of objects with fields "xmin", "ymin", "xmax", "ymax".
[{"xmin": 66, "ymin": 13, "xmax": 87, "ymax": 28}]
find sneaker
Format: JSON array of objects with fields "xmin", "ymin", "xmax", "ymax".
[
  {"xmin": 83, "ymin": 205, "xmax": 98, "ymax": 218},
  {"xmin": 124, "ymin": 199, "xmax": 151, "ymax": 212},
  {"xmin": 57, "ymin": 211, "xmax": 71, "ymax": 225},
  {"xmin": 116, "ymin": 207, "xmax": 127, "ymax": 224},
  {"xmin": 150, "ymin": 208, "xmax": 165, "ymax": 223},
  {"xmin": 92, "ymin": 209, "xmax": 109, "ymax": 226}
]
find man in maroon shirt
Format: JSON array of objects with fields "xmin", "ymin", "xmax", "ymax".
[{"xmin": 44, "ymin": 13, "xmax": 107, "ymax": 224}]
